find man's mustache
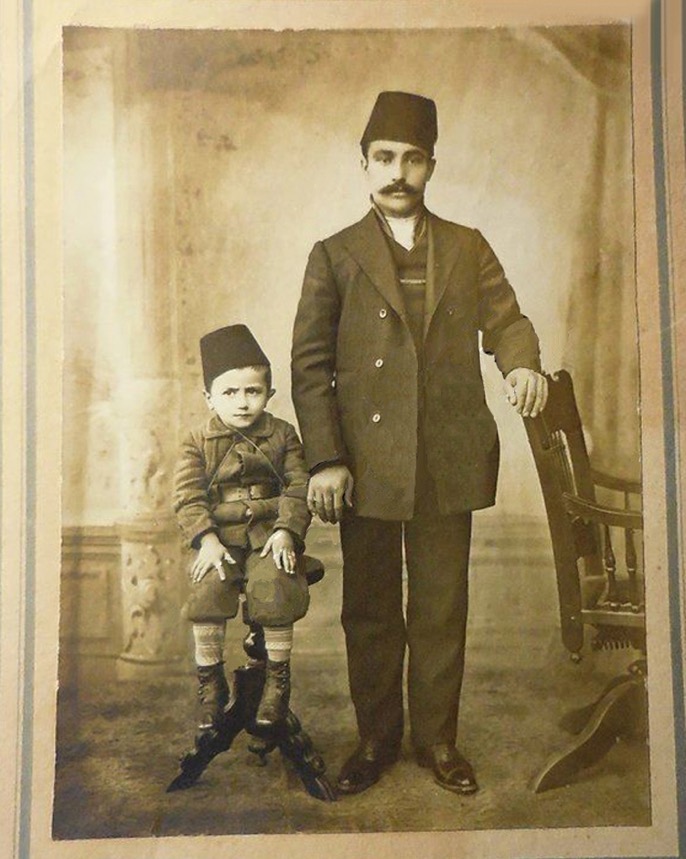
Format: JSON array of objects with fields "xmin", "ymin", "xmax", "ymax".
[{"xmin": 380, "ymin": 181, "xmax": 419, "ymax": 195}]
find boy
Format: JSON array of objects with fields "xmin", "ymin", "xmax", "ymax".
[{"xmin": 173, "ymin": 324, "xmax": 311, "ymax": 733}]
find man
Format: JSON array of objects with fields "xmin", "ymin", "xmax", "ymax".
[{"xmin": 291, "ymin": 91, "xmax": 547, "ymax": 796}]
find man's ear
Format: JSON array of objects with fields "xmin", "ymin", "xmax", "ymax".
[
  {"xmin": 360, "ymin": 155, "xmax": 369, "ymax": 173},
  {"xmin": 426, "ymin": 158, "xmax": 436, "ymax": 182},
  {"xmin": 203, "ymin": 390, "xmax": 213, "ymax": 411},
  {"xmin": 267, "ymin": 388, "xmax": 276, "ymax": 401}
]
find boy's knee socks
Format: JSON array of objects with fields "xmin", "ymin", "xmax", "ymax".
[
  {"xmin": 193, "ymin": 620, "xmax": 292, "ymax": 665},
  {"xmin": 263, "ymin": 625, "xmax": 293, "ymax": 663},
  {"xmin": 193, "ymin": 621, "xmax": 226, "ymax": 666}
]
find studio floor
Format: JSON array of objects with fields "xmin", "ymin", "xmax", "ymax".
[{"xmin": 53, "ymin": 516, "xmax": 651, "ymax": 839}]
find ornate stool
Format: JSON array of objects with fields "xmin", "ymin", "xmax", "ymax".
[{"xmin": 167, "ymin": 556, "xmax": 336, "ymax": 801}]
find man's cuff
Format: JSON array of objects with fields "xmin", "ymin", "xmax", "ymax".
[
  {"xmin": 501, "ymin": 360, "xmax": 543, "ymax": 378},
  {"xmin": 310, "ymin": 458, "xmax": 344, "ymax": 475}
]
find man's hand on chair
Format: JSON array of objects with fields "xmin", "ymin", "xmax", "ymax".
[{"xmin": 504, "ymin": 368, "xmax": 548, "ymax": 418}]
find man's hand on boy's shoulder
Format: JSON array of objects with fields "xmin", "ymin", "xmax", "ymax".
[{"xmin": 261, "ymin": 528, "xmax": 297, "ymax": 574}]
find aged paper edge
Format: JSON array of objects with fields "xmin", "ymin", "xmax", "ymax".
[{"xmin": 1, "ymin": 1, "xmax": 684, "ymax": 858}]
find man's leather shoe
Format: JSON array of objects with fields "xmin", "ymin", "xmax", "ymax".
[
  {"xmin": 336, "ymin": 738, "xmax": 400, "ymax": 795},
  {"xmin": 416, "ymin": 743, "xmax": 478, "ymax": 795}
]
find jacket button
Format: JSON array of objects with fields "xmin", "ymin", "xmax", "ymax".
[
  {"xmin": 372, "ymin": 413, "xmax": 381, "ymax": 423},
  {"xmin": 374, "ymin": 358, "xmax": 384, "ymax": 368},
  {"xmin": 379, "ymin": 308, "xmax": 388, "ymax": 318},
  {"xmin": 447, "ymin": 307, "xmax": 455, "ymax": 315}
]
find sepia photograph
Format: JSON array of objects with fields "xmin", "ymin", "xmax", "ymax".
[{"xmin": 1, "ymin": 2, "xmax": 684, "ymax": 858}]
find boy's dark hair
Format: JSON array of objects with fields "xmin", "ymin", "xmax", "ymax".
[
  {"xmin": 246, "ymin": 364, "xmax": 272, "ymax": 390},
  {"xmin": 258, "ymin": 364, "xmax": 273, "ymax": 389}
]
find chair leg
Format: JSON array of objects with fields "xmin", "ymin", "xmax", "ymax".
[
  {"xmin": 531, "ymin": 671, "xmax": 646, "ymax": 793},
  {"xmin": 558, "ymin": 672, "xmax": 637, "ymax": 734}
]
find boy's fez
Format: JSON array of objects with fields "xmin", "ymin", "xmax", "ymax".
[
  {"xmin": 200, "ymin": 324, "xmax": 270, "ymax": 391},
  {"xmin": 361, "ymin": 91, "xmax": 438, "ymax": 156}
]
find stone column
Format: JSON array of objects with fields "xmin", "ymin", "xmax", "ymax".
[
  {"xmin": 112, "ymin": 33, "xmax": 187, "ymax": 679},
  {"xmin": 116, "ymin": 382, "xmax": 186, "ymax": 679}
]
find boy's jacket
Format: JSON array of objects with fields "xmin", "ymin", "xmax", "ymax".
[{"xmin": 173, "ymin": 411, "xmax": 310, "ymax": 551}]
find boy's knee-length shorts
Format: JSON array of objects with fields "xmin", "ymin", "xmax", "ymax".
[{"xmin": 183, "ymin": 546, "xmax": 310, "ymax": 626}]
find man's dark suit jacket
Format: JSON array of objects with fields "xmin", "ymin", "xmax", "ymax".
[{"xmin": 291, "ymin": 209, "xmax": 541, "ymax": 521}]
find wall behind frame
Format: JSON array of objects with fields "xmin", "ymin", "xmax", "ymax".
[{"xmin": 62, "ymin": 25, "xmax": 637, "ymax": 529}]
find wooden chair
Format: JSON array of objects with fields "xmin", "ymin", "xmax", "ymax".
[{"xmin": 522, "ymin": 370, "xmax": 646, "ymax": 792}]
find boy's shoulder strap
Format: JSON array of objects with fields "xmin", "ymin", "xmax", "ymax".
[
  {"xmin": 231, "ymin": 426, "xmax": 285, "ymax": 490},
  {"xmin": 206, "ymin": 437, "xmax": 239, "ymax": 491}
]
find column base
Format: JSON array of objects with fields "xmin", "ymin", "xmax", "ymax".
[{"xmin": 116, "ymin": 652, "xmax": 187, "ymax": 681}]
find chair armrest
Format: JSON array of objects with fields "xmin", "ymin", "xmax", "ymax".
[
  {"xmin": 562, "ymin": 493, "xmax": 643, "ymax": 530},
  {"xmin": 590, "ymin": 469, "xmax": 642, "ymax": 496}
]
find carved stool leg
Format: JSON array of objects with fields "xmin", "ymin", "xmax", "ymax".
[
  {"xmin": 238, "ymin": 656, "xmax": 337, "ymax": 802},
  {"xmin": 168, "ymin": 590, "xmax": 335, "ymax": 799},
  {"xmin": 166, "ymin": 685, "xmax": 246, "ymax": 792},
  {"xmin": 276, "ymin": 712, "xmax": 337, "ymax": 802}
]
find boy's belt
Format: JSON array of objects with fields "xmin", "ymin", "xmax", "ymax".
[{"xmin": 218, "ymin": 483, "xmax": 276, "ymax": 502}]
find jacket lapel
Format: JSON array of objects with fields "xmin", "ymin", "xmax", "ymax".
[
  {"xmin": 424, "ymin": 212, "xmax": 465, "ymax": 340},
  {"xmin": 342, "ymin": 208, "xmax": 467, "ymax": 337},
  {"xmin": 342, "ymin": 209, "xmax": 407, "ymax": 321}
]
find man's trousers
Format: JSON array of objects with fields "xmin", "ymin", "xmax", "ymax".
[{"xmin": 339, "ymin": 458, "xmax": 472, "ymax": 753}]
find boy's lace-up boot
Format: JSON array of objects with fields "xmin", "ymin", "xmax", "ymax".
[
  {"xmin": 196, "ymin": 663, "xmax": 229, "ymax": 733},
  {"xmin": 255, "ymin": 660, "xmax": 291, "ymax": 727}
]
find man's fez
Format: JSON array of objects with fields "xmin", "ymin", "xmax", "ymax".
[
  {"xmin": 361, "ymin": 91, "xmax": 438, "ymax": 156},
  {"xmin": 200, "ymin": 324, "xmax": 270, "ymax": 390}
]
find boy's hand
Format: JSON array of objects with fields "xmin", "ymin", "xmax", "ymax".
[
  {"xmin": 191, "ymin": 532, "xmax": 236, "ymax": 583},
  {"xmin": 261, "ymin": 529, "xmax": 297, "ymax": 574},
  {"xmin": 503, "ymin": 368, "xmax": 548, "ymax": 418}
]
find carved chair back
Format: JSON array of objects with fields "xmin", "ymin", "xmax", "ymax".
[{"xmin": 523, "ymin": 370, "xmax": 644, "ymax": 659}]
